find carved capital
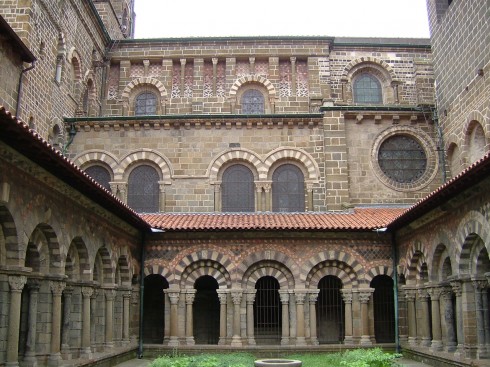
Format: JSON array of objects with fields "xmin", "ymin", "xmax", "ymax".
[
  {"xmin": 217, "ymin": 290, "xmax": 228, "ymax": 304},
  {"xmin": 9, "ymin": 275, "xmax": 27, "ymax": 292},
  {"xmin": 295, "ymin": 291, "xmax": 307, "ymax": 304},
  {"xmin": 104, "ymin": 289, "xmax": 116, "ymax": 301},
  {"xmin": 64, "ymin": 285, "xmax": 74, "ymax": 295},
  {"xmin": 50, "ymin": 281, "xmax": 66, "ymax": 296},
  {"xmin": 82, "ymin": 287, "xmax": 94, "ymax": 298},
  {"xmin": 290, "ymin": 56, "xmax": 297, "ymax": 64},
  {"xmin": 358, "ymin": 289, "xmax": 373, "ymax": 304},
  {"xmin": 340, "ymin": 289, "xmax": 353, "ymax": 303},
  {"xmin": 27, "ymin": 279, "xmax": 41, "ymax": 291},
  {"xmin": 417, "ymin": 288, "xmax": 430, "ymax": 300},
  {"xmin": 180, "ymin": 58, "xmax": 186, "ymax": 66},
  {"xmin": 441, "ymin": 287, "xmax": 454, "ymax": 301},
  {"xmin": 279, "ymin": 290, "xmax": 290, "ymax": 304},
  {"xmin": 185, "ymin": 290, "xmax": 196, "ymax": 304},
  {"xmin": 166, "ymin": 290, "xmax": 180, "ymax": 305},
  {"xmin": 245, "ymin": 290, "xmax": 256, "ymax": 304},
  {"xmin": 231, "ymin": 291, "xmax": 242, "ymax": 305},
  {"xmin": 449, "ymin": 280, "xmax": 462, "ymax": 296},
  {"xmin": 427, "ymin": 286, "xmax": 443, "ymax": 300},
  {"xmin": 404, "ymin": 288, "xmax": 417, "ymax": 301},
  {"xmin": 472, "ymin": 278, "xmax": 487, "ymax": 292},
  {"xmin": 212, "ymin": 57, "xmax": 218, "ymax": 65}
]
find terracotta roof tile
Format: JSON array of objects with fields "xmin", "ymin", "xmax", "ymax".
[{"xmin": 142, "ymin": 208, "xmax": 406, "ymax": 232}]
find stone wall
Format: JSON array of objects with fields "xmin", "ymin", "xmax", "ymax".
[{"xmin": 0, "ymin": 29, "xmax": 22, "ymax": 113}]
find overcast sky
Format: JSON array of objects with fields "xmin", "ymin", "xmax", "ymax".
[{"xmin": 133, "ymin": 0, "xmax": 431, "ymax": 39}]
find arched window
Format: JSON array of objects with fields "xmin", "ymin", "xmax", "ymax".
[
  {"xmin": 370, "ymin": 275, "xmax": 395, "ymax": 343},
  {"xmin": 254, "ymin": 276, "xmax": 281, "ymax": 344},
  {"xmin": 221, "ymin": 165, "xmax": 254, "ymax": 212},
  {"xmin": 272, "ymin": 164, "xmax": 305, "ymax": 212},
  {"xmin": 85, "ymin": 165, "xmax": 111, "ymax": 191},
  {"xmin": 241, "ymin": 89, "xmax": 265, "ymax": 114},
  {"xmin": 354, "ymin": 74, "xmax": 382, "ymax": 104},
  {"xmin": 193, "ymin": 276, "xmax": 219, "ymax": 344},
  {"xmin": 135, "ymin": 92, "xmax": 157, "ymax": 115},
  {"xmin": 127, "ymin": 165, "xmax": 159, "ymax": 213},
  {"xmin": 316, "ymin": 275, "xmax": 344, "ymax": 344}
]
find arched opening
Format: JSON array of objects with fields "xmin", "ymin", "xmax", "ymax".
[
  {"xmin": 135, "ymin": 92, "xmax": 157, "ymax": 116},
  {"xmin": 127, "ymin": 165, "xmax": 160, "ymax": 213},
  {"xmin": 370, "ymin": 275, "xmax": 395, "ymax": 342},
  {"xmin": 241, "ymin": 89, "xmax": 265, "ymax": 114},
  {"xmin": 316, "ymin": 275, "xmax": 344, "ymax": 344},
  {"xmin": 353, "ymin": 73, "xmax": 382, "ymax": 104},
  {"xmin": 193, "ymin": 276, "xmax": 219, "ymax": 344},
  {"xmin": 254, "ymin": 276, "xmax": 281, "ymax": 345},
  {"xmin": 18, "ymin": 287, "xmax": 29, "ymax": 359},
  {"xmin": 272, "ymin": 164, "xmax": 305, "ymax": 212},
  {"xmin": 143, "ymin": 274, "xmax": 169, "ymax": 343},
  {"xmin": 221, "ymin": 164, "xmax": 254, "ymax": 212},
  {"xmin": 85, "ymin": 165, "xmax": 111, "ymax": 191}
]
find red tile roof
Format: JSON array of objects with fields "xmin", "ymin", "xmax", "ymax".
[{"xmin": 142, "ymin": 208, "xmax": 406, "ymax": 232}]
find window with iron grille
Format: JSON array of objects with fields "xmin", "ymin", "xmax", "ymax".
[
  {"xmin": 378, "ymin": 135, "xmax": 427, "ymax": 183},
  {"xmin": 272, "ymin": 164, "xmax": 305, "ymax": 212},
  {"xmin": 371, "ymin": 275, "xmax": 395, "ymax": 343},
  {"xmin": 316, "ymin": 276, "xmax": 344, "ymax": 344},
  {"xmin": 135, "ymin": 92, "xmax": 157, "ymax": 115},
  {"xmin": 127, "ymin": 165, "xmax": 159, "ymax": 213},
  {"xmin": 85, "ymin": 165, "xmax": 111, "ymax": 191},
  {"xmin": 193, "ymin": 276, "xmax": 220, "ymax": 344},
  {"xmin": 221, "ymin": 165, "xmax": 254, "ymax": 212},
  {"xmin": 254, "ymin": 276, "xmax": 281, "ymax": 345},
  {"xmin": 354, "ymin": 74, "xmax": 382, "ymax": 104},
  {"xmin": 241, "ymin": 89, "xmax": 265, "ymax": 114}
]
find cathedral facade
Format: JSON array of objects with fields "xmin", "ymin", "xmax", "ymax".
[{"xmin": 0, "ymin": 0, "xmax": 489, "ymax": 366}]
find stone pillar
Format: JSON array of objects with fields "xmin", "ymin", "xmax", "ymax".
[
  {"xmin": 295, "ymin": 290, "xmax": 307, "ymax": 346},
  {"xmin": 308, "ymin": 290, "xmax": 319, "ymax": 345},
  {"xmin": 306, "ymin": 183, "xmax": 314, "ymax": 211},
  {"xmin": 359, "ymin": 289, "xmax": 374, "ymax": 346},
  {"xmin": 217, "ymin": 290, "xmax": 228, "ymax": 345},
  {"xmin": 264, "ymin": 183, "xmax": 272, "ymax": 212},
  {"xmin": 61, "ymin": 286, "xmax": 73, "ymax": 359},
  {"xmin": 122, "ymin": 290, "xmax": 131, "ymax": 346},
  {"xmin": 473, "ymin": 279, "xmax": 488, "ymax": 358},
  {"xmin": 405, "ymin": 288, "xmax": 417, "ymax": 346},
  {"xmin": 165, "ymin": 289, "xmax": 180, "ymax": 347},
  {"xmin": 180, "ymin": 59, "xmax": 186, "ymax": 96},
  {"xmin": 81, "ymin": 287, "xmax": 93, "ymax": 358},
  {"xmin": 255, "ymin": 184, "xmax": 263, "ymax": 212},
  {"xmin": 90, "ymin": 288, "xmax": 99, "ymax": 351},
  {"xmin": 230, "ymin": 290, "xmax": 242, "ymax": 347},
  {"xmin": 441, "ymin": 287, "xmax": 457, "ymax": 352},
  {"xmin": 279, "ymin": 290, "xmax": 290, "ymax": 345},
  {"xmin": 6, "ymin": 275, "xmax": 27, "ymax": 367},
  {"xmin": 245, "ymin": 290, "xmax": 256, "ymax": 345},
  {"xmin": 290, "ymin": 57, "xmax": 297, "ymax": 95},
  {"xmin": 341, "ymin": 289, "xmax": 354, "ymax": 345},
  {"xmin": 48, "ymin": 280, "xmax": 66, "ymax": 367},
  {"xmin": 214, "ymin": 184, "xmax": 221, "ymax": 212},
  {"xmin": 427, "ymin": 286, "xmax": 443, "ymax": 351},
  {"xmin": 212, "ymin": 57, "xmax": 218, "ymax": 95},
  {"xmin": 449, "ymin": 279, "xmax": 464, "ymax": 356},
  {"xmin": 185, "ymin": 290, "xmax": 196, "ymax": 345},
  {"xmin": 417, "ymin": 288, "xmax": 431, "ymax": 347},
  {"xmin": 24, "ymin": 279, "xmax": 40, "ymax": 367},
  {"xmin": 104, "ymin": 288, "xmax": 116, "ymax": 349},
  {"xmin": 158, "ymin": 182, "xmax": 166, "ymax": 212},
  {"xmin": 484, "ymin": 273, "xmax": 490, "ymax": 356}
]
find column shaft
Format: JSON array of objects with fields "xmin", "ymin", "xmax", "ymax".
[
  {"xmin": 6, "ymin": 275, "xmax": 27, "ymax": 367},
  {"xmin": 48, "ymin": 281, "xmax": 66, "ymax": 367},
  {"xmin": 81, "ymin": 287, "xmax": 93, "ymax": 358},
  {"xmin": 295, "ymin": 291, "xmax": 306, "ymax": 346},
  {"xmin": 217, "ymin": 291, "xmax": 228, "ymax": 345},
  {"xmin": 24, "ymin": 280, "xmax": 40, "ymax": 367}
]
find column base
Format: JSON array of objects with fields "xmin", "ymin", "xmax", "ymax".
[
  {"xmin": 104, "ymin": 342, "xmax": 114, "ymax": 350},
  {"xmin": 5, "ymin": 362, "xmax": 20, "ymax": 367},
  {"xmin": 445, "ymin": 342, "xmax": 457, "ymax": 353},
  {"xmin": 408, "ymin": 337, "xmax": 417, "ymax": 346},
  {"xmin": 80, "ymin": 347, "xmax": 93, "ymax": 360},
  {"xmin": 477, "ymin": 346, "xmax": 489, "ymax": 359},
  {"xmin": 281, "ymin": 337, "xmax": 290, "ymax": 345},
  {"xmin": 185, "ymin": 337, "xmax": 195, "ymax": 346},
  {"xmin": 430, "ymin": 340, "xmax": 443, "ymax": 352},
  {"xmin": 230, "ymin": 335, "xmax": 242, "ymax": 347},
  {"xmin": 343, "ymin": 336, "xmax": 355, "ymax": 346},
  {"xmin": 360, "ymin": 336, "xmax": 372, "ymax": 346},
  {"xmin": 47, "ymin": 353, "xmax": 63, "ymax": 367},
  {"xmin": 61, "ymin": 346, "xmax": 71, "ymax": 360},
  {"xmin": 23, "ymin": 352, "xmax": 38, "ymax": 367},
  {"xmin": 218, "ymin": 337, "xmax": 227, "ymax": 345},
  {"xmin": 247, "ymin": 337, "xmax": 256, "ymax": 345},
  {"xmin": 421, "ymin": 337, "xmax": 431, "ymax": 347},
  {"xmin": 168, "ymin": 336, "xmax": 179, "ymax": 347},
  {"xmin": 309, "ymin": 337, "xmax": 318, "ymax": 346},
  {"xmin": 295, "ymin": 336, "xmax": 306, "ymax": 346}
]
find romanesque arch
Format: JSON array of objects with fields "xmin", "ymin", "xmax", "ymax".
[
  {"xmin": 93, "ymin": 245, "xmax": 114, "ymax": 284},
  {"xmin": 229, "ymin": 75, "xmax": 277, "ymax": 98},
  {"xmin": 65, "ymin": 236, "xmax": 90, "ymax": 281},
  {"xmin": 73, "ymin": 150, "xmax": 119, "ymax": 175},
  {"xmin": 342, "ymin": 57, "xmax": 396, "ymax": 81},
  {"xmin": 144, "ymin": 263, "xmax": 172, "ymax": 281},
  {"xmin": 462, "ymin": 111, "xmax": 488, "ymax": 166},
  {"xmin": 116, "ymin": 254, "xmax": 131, "ymax": 286},
  {"xmin": 208, "ymin": 148, "xmax": 265, "ymax": 182},
  {"xmin": 364, "ymin": 265, "xmax": 393, "ymax": 284},
  {"xmin": 0, "ymin": 205, "xmax": 19, "ymax": 266},
  {"xmin": 27, "ymin": 223, "xmax": 63, "ymax": 274},
  {"xmin": 264, "ymin": 147, "xmax": 320, "ymax": 181},
  {"xmin": 404, "ymin": 240, "xmax": 429, "ymax": 284},
  {"xmin": 121, "ymin": 77, "xmax": 168, "ymax": 115},
  {"xmin": 180, "ymin": 259, "xmax": 231, "ymax": 289},
  {"xmin": 117, "ymin": 149, "xmax": 173, "ymax": 182},
  {"xmin": 242, "ymin": 260, "xmax": 295, "ymax": 289}
]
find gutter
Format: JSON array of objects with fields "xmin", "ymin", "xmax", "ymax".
[
  {"xmin": 138, "ymin": 230, "xmax": 146, "ymax": 359},
  {"xmin": 391, "ymin": 230, "xmax": 401, "ymax": 353},
  {"xmin": 16, "ymin": 61, "xmax": 36, "ymax": 120}
]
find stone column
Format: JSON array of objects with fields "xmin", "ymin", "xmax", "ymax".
[
  {"xmin": 48, "ymin": 280, "xmax": 66, "ymax": 367},
  {"xmin": 180, "ymin": 59, "xmax": 186, "ymax": 97},
  {"xmin": 308, "ymin": 290, "xmax": 319, "ymax": 345},
  {"xmin": 264, "ymin": 183, "xmax": 272, "ymax": 212},
  {"xmin": 341, "ymin": 289, "xmax": 354, "ymax": 345},
  {"xmin": 90, "ymin": 288, "xmax": 99, "ymax": 351},
  {"xmin": 165, "ymin": 290, "xmax": 180, "ymax": 347},
  {"xmin": 255, "ymin": 184, "xmax": 263, "ymax": 212},
  {"xmin": 359, "ymin": 289, "xmax": 374, "ymax": 346},
  {"xmin": 104, "ymin": 288, "xmax": 116, "ymax": 349},
  {"xmin": 217, "ymin": 290, "xmax": 228, "ymax": 345},
  {"xmin": 473, "ymin": 279, "xmax": 488, "ymax": 358},
  {"xmin": 212, "ymin": 57, "xmax": 218, "ymax": 95},
  {"xmin": 427, "ymin": 286, "xmax": 443, "ymax": 351},
  {"xmin": 279, "ymin": 290, "xmax": 290, "ymax": 345},
  {"xmin": 441, "ymin": 287, "xmax": 457, "ymax": 352},
  {"xmin": 158, "ymin": 182, "xmax": 166, "ymax": 212},
  {"xmin": 245, "ymin": 290, "xmax": 256, "ymax": 345},
  {"xmin": 305, "ymin": 183, "xmax": 314, "ymax": 212},
  {"xmin": 295, "ymin": 290, "xmax": 307, "ymax": 346},
  {"xmin": 449, "ymin": 279, "xmax": 464, "ymax": 356},
  {"xmin": 61, "ymin": 286, "xmax": 73, "ymax": 359},
  {"xmin": 6, "ymin": 275, "xmax": 27, "ymax": 367},
  {"xmin": 23, "ymin": 279, "xmax": 40, "ymax": 367},
  {"xmin": 417, "ymin": 288, "xmax": 431, "ymax": 347},
  {"xmin": 230, "ymin": 290, "xmax": 242, "ymax": 347},
  {"xmin": 404, "ymin": 288, "xmax": 417, "ymax": 346},
  {"xmin": 81, "ymin": 287, "xmax": 93, "ymax": 358},
  {"xmin": 185, "ymin": 290, "xmax": 196, "ymax": 345},
  {"xmin": 122, "ymin": 290, "xmax": 131, "ymax": 346},
  {"xmin": 484, "ymin": 273, "xmax": 490, "ymax": 355},
  {"xmin": 290, "ymin": 57, "xmax": 297, "ymax": 95},
  {"xmin": 214, "ymin": 184, "xmax": 221, "ymax": 212}
]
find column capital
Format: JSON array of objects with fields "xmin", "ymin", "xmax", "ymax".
[
  {"xmin": 91, "ymin": 287, "xmax": 99, "ymax": 299},
  {"xmin": 231, "ymin": 290, "xmax": 243, "ymax": 305},
  {"xmin": 217, "ymin": 289, "xmax": 228, "ymax": 304},
  {"xmin": 165, "ymin": 289, "xmax": 180, "ymax": 304},
  {"xmin": 279, "ymin": 290, "xmax": 290, "ymax": 304},
  {"xmin": 8, "ymin": 275, "xmax": 27, "ymax": 292},
  {"xmin": 180, "ymin": 58, "xmax": 187, "ymax": 66},
  {"xmin": 244, "ymin": 290, "xmax": 256, "ymax": 304},
  {"xmin": 64, "ymin": 285, "xmax": 74, "ymax": 295},
  {"xmin": 290, "ymin": 56, "xmax": 297, "ymax": 64},
  {"xmin": 50, "ymin": 280, "xmax": 66, "ymax": 296},
  {"xmin": 471, "ymin": 277, "xmax": 488, "ymax": 291},
  {"xmin": 82, "ymin": 286, "xmax": 94, "ymax": 298},
  {"xmin": 358, "ymin": 288, "xmax": 374, "ymax": 303},
  {"xmin": 185, "ymin": 289, "xmax": 196, "ymax": 304},
  {"xmin": 212, "ymin": 57, "xmax": 218, "ymax": 65},
  {"xmin": 449, "ymin": 280, "xmax": 462, "ymax": 296},
  {"xmin": 27, "ymin": 278, "xmax": 41, "ymax": 291},
  {"xmin": 122, "ymin": 290, "xmax": 132, "ymax": 299},
  {"xmin": 308, "ymin": 290, "xmax": 320, "ymax": 303},
  {"xmin": 294, "ymin": 290, "xmax": 308, "ymax": 304},
  {"xmin": 403, "ymin": 287, "xmax": 417, "ymax": 301},
  {"xmin": 104, "ymin": 288, "xmax": 117, "ymax": 300},
  {"xmin": 441, "ymin": 286, "xmax": 454, "ymax": 301},
  {"xmin": 340, "ymin": 289, "xmax": 353, "ymax": 303},
  {"xmin": 427, "ymin": 286, "xmax": 443, "ymax": 300},
  {"xmin": 417, "ymin": 287, "xmax": 430, "ymax": 300}
]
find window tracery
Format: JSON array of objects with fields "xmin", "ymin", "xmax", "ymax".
[
  {"xmin": 241, "ymin": 89, "xmax": 265, "ymax": 114},
  {"xmin": 354, "ymin": 74, "xmax": 382, "ymax": 104},
  {"xmin": 135, "ymin": 92, "xmax": 157, "ymax": 115}
]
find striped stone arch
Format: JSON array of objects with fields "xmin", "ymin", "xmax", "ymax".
[
  {"xmin": 455, "ymin": 210, "xmax": 490, "ymax": 274},
  {"xmin": 464, "ymin": 110, "xmax": 488, "ymax": 135},
  {"xmin": 117, "ymin": 254, "xmax": 131, "ymax": 285},
  {"xmin": 0, "ymin": 205, "xmax": 19, "ymax": 266},
  {"xmin": 144, "ymin": 264, "xmax": 172, "ymax": 281},
  {"xmin": 306, "ymin": 260, "xmax": 359, "ymax": 289},
  {"xmin": 94, "ymin": 245, "xmax": 115, "ymax": 284},
  {"xmin": 73, "ymin": 150, "xmax": 118, "ymax": 174},
  {"xmin": 444, "ymin": 132, "xmax": 462, "ymax": 153},
  {"xmin": 237, "ymin": 250, "xmax": 297, "ymax": 284},
  {"xmin": 242, "ymin": 260, "xmax": 295, "ymax": 289},
  {"xmin": 65, "ymin": 236, "xmax": 90, "ymax": 281},
  {"xmin": 461, "ymin": 110, "xmax": 489, "ymax": 165},
  {"xmin": 301, "ymin": 250, "xmax": 363, "ymax": 284},
  {"xmin": 25, "ymin": 226, "xmax": 50, "ymax": 273},
  {"xmin": 264, "ymin": 147, "xmax": 320, "ymax": 181},
  {"xmin": 28, "ymin": 223, "xmax": 63, "ymax": 274},
  {"xmin": 117, "ymin": 149, "xmax": 172, "ymax": 181},
  {"xmin": 229, "ymin": 75, "xmax": 276, "ymax": 97},
  {"xmin": 341, "ymin": 57, "xmax": 396, "ymax": 80},
  {"xmin": 208, "ymin": 149, "xmax": 265, "ymax": 182},
  {"xmin": 471, "ymin": 238, "xmax": 490, "ymax": 275},
  {"xmin": 430, "ymin": 244, "xmax": 454, "ymax": 282},
  {"xmin": 173, "ymin": 249, "xmax": 233, "ymax": 285},
  {"xmin": 121, "ymin": 77, "xmax": 168, "ymax": 101},
  {"xmin": 180, "ymin": 260, "xmax": 232, "ymax": 289},
  {"xmin": 404, "ymin": 240, "xmax": 429, "ymax": 284},
  {"xmin": 365, "ymin": 266, "xmax": 394, "ymax": 284}
]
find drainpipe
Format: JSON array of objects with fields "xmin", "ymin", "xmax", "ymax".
[
  {"xmin": 138, "ymin": 231, "xmax": 146, "ymax": 359},
  {"xmin": 62, "ymin": 121, "xmax": 77, "ymax": 156},
  {"xmin": 16, "ymin": 61, "xmax": 36, "ymax": 119},
  {"xmin": 391, "ymin": 230, "xmax": 400, "ymax": 354}
]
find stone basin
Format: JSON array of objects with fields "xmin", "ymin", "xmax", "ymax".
[{"xmin": 254, "ymin": 359, "xmax": 302, "ymax": 367}]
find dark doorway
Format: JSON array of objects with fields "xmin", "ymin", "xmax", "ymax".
[
  {"xmin": 143, "ymin": 274, "xmax": 168, "ymax": 343},
  {"xmin": 317, "ymin": 275, "xmax": 344, "ymax": 344},
  {"xmin": 193, "ymin": 276, "xmax": 220, "ymax": 344},
  {"xmin": 371, "ymin": 275, "xmax": 395, "ymax": 342},
  {"xmin": 254, "ymin": 276, "xmax": 281, "ymax": 345}
]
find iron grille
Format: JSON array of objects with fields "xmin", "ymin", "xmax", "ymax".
[
  {"xmin": 241, "ymin": 89, "xmax": 265, "ymax": 114},
  {"xmin": 135, "ymin": 92, "xmax": 157, "ymax": 115},
  {"xmin": 317, "ymin": 276, "xmax": 344, "ymax": 344},
  {"xmin": 85, "ymin": 165, "xmax": 111, "ymax": 191},
  {"xmin": 127, "ymin": 165, "xmax": 159, "ymax": 213},
  {"xmin": 143, "ymin": 275, "xmax": 168, "ymax": 344},
  {"xmin": 371, "ymin": 275, "xmax": 395, "ymax": 342},
  {"xmin": 272, "ymin": 164, "xmax": 305, "ymax": 212},
  {"xmin": 193, "ymin": 276, "xmax": 220, "ymax": 344},
  {"xmin": 254, "ymin": 276, "xmax": 281, "ymax": 344},
  {"xmin": 222, "ymin": 165, "xmax": 254, "ymax": 212}
]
